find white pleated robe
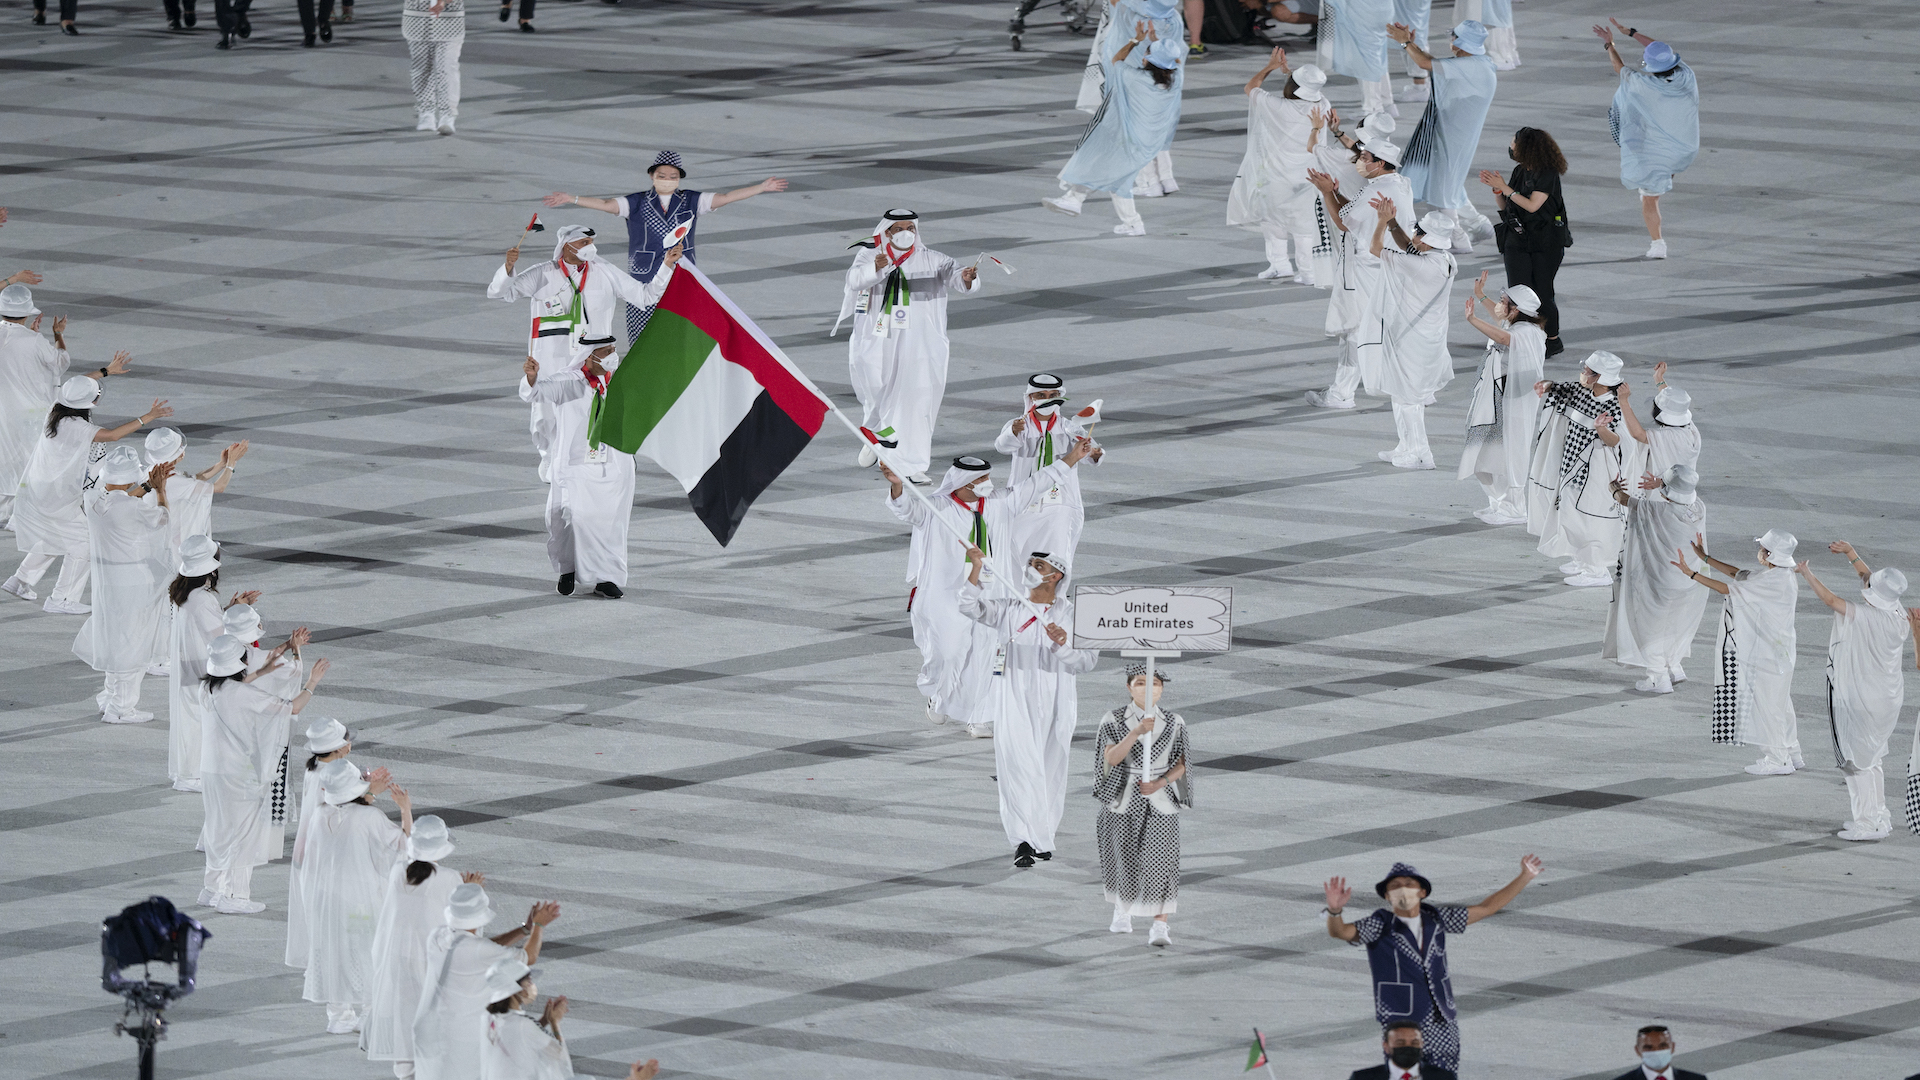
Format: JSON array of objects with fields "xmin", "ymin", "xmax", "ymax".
[
  {"xmin": 1367, "ymin": 244, "xmax": 1456, "ymax": 405},
  {"xmin": 200, "ymin": 680, "xmax": 295, "ymax": 889},
  {"xmin": 0, "ymin": 322, "xmax": 68, "ymax": 505},
  {"xmin": 301, "ymin": 801, "xmax": 406, "ymax": 1007},
  {"xmin": 1458, "ymin": 325, "xmax": 1546, "ymax": 512},
  {"xmin": 1323, "ymin": 172, "xmax": 1414, "ymax": 342},
  {"xmin": 1826, "ymin": 599, "xmax": 1908, "ymax": 771},
  {"xmin": 1716, "ymin": 567, "xmax": 1800, "ymax": 763},
  {"xmin": 413, "ymin": 930, "xmax": 522, "ymax": 1080},
  {"xmin": 284, "ymin": 764, "xmax": 328, "ymax": 968},
  {"xmin": 72, "ymin": 491, "xmax": 170, "ymax": 674},
  {"xmin": 1526, "ymin": 387, "xmax": 1627, "ymax": 572},
  {"xmin": 1602, "ymin": 491, "xmax": 1709, "ymax": 672},
  {"xmin": 168, "ymin": 588, "xmax": 225, "ymax": 785},
  {"xmin": 1227, "ymin": 89, "xmax": 1321, "ymax": 236},
  {"xmin": 363, "ymin": 862, "xmax": 463, "ymax": 1063},
  {"xmin": 993, "ymin": 413, "xmax": 1096, "ymax": 571},
  {"xmin": 11, "ymin": 419, "xmax": 98, "ymax": 557},
  {"xmin": 482, "ymin": 1012, "xmax": 574, "ymax": 1080}
]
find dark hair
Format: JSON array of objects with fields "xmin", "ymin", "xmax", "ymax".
[
  {"xmin": 202, "ymin": 670, "xmax": 247, "ymax": 693},
  {"xmin": 1384, "ymin": 1021, "xmax": 1423, "ymax": 1036},
  {"xmin": 405, "ymin": 860, "xmax": 437, "ymax": 887},
  {"xmin": 169, "ymin": 569, "xmax": 219, "ymax": 609},
  {"xmin": 485, "ymin": 976, "xmax": 531, "ymax": 1013},
  {"xmin": 1637, "ymin": 1025, "xmax": 1671, "ymax": 1037},
  {"xmin": 350, "ymin": 794, "xmax": 373, "ymax": 806},
  {"xmin": 1650, "ymin": 63, "xmax": 1680, "ymax": 78},
  {"xmin": 1512, "ymin": 127, "xmax": 1567, "ymax": 176},
  {"xmin": 1509, "ymin": 308, "xmax": 1544, "ymax": 327},
  {"xmin": 1145, "ymin": 63, "xmax": 1174, "ymax": 90},
  {"xmin": 647, "ymin": 163, "xmax": 684, "ymax": 179},
  {"xmin": 46, "ymin": 404, "xmax": 90, "ymax": 439}
]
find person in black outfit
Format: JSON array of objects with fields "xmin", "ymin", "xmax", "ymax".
[
  {"xmin": 296, "ymin": 0, "xmax": 336, "ymax": 46},
  {"xmin": 32, "ymin": 0, "xmax": 80, "ymax": 35},
  {"xmin": 1609, "ymin": 1024, "xmax": 1708, "ymax": 1080},
  {"xmin": 1478, "ymin": 126, "xmax": 1569, "ymax": 358},
  {"xmin": 1348, "ymin": 1021, "xmax": 1458, "ymax": 1080},
  {"xmin": 163, "ymin": 0, "xmax": 199, "ymax": 30},
  {"xmin": 498, "ymin": 0, "xmax": 533, "ymax": 31},
  {"xmin": 212, "ymin": 0, "xmax": 251, "ymax": 48}
]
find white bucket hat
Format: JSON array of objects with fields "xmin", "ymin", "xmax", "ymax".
[
  {"xmin": 1654, "ymin": 385, "xmax": 1692, "ymax": 427},
  {"xmin": 408, "ymin": 814, "xmax": 456, "ymax": 862},
  {"xmin": 1416, "ymin": 211, "xmax": 1456, "ymax": 243},
  {"xmin": 178, "ymin": 534, "xmax": 220, "ymax": 577},
  {"xmin": 222, "ymin": 603, "xmax": 262, "ymax": 643},
  {"xmin": 317, "ymin": 758, "xmax": 370, "ymax": 805},
  {"xmin": 58, "ymin": 375, "xmax": 100, "ymax": 409},
  {"xmin": 1663, "ymin": 464, "xmax": 1698, "ymax": 505},
  {"xmin": 144, "ymin": 427, "xmax": 185, "ymax": 466},
  {"xmin": 446, "ymin": 883, "xmax": 494, "ymax": 930},
  {"xmin": 1502, "ymin": 284, "xmax": 1541, "ymax": 317},
  {"xmin": 1862, "ymin": 567, "xmax": 1908, "ymax": 612},
  {"xmin": 207, "ymin": 634, "xmax": 249, "ymax": 677},
  {"xmin": 1363, "ymin": 138, "xmax": 1403, "ymax": 167},
  {"xmin": 99, "ymin": 445, "xmax": 146, "ymax": 486},
  {"xmin": 1289, "ymin": 64, "xmax": 1327, "ymax": 101},
  {"xmin": 484, "ymin": 957, "xmax": 532, "ymax": 1004},
  {"xmin": 1755, "ymin": 529, "xmax": 1798, "ymax": 568},
  {"xmin": 0, "ymin": 283, "xmax": 39, "ymax": 318},
  {"xmin": 304, "ymin": 715, "xmax": 350, "ymax": 754},
  {"xmin": 1583, "ymin": 350, "xmax": 1625, "ymax": 386}
]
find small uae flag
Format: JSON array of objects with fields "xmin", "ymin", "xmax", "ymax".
[
  {"xmin": 588, "ymin": 262, "xmax": 827, "ymax": 546},
  {"xmin": 1245, "ymin": 1028, "xmax": 1275, "ymax": 1077}
]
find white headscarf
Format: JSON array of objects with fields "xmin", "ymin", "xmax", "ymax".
[
  {"xmin": 832, "ymin": 211, "xmax": 924, "ymax": 336},
  {"xmin": 932, "ymin": 455, "xmax": 990, "ymax": 499},
  {"xmin": 549, "ymin": 224, "xmax": 596, "ymax": 264}
]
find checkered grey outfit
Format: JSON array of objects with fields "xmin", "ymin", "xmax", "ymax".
[
  {"xmin": 1092, "ymin": 708, "xmax": 1191, "ymax": 917},
  {"xmin": 1539, "ymin": 382, "xmax": 1621, "ymax": 495},
  {"xmin": 1709, "ymin": 605, "xmax": 1743, "ymax": 744},
  {"xmin": 403, "ymin": 0, "xmax": 463, "ymax": 120}
]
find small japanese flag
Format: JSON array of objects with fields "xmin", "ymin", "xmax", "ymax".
[{"xmin": 664, "ymin": 218, "xmax": 693, "ymax": 249}]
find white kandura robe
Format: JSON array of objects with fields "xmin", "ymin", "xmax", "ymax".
[
  {"xmin": 889, "ymin": 461, "xmax": 1074, "ymax": 726},
  {"xmin": 168, "ymin": 588, "xmax": 225, "ymax": 785},
  {"xmin": 1711, "ymin": 566, "xmax": 1800, "ymax": 766},
  {"xmin": 1602, "ymin": 491, "xmax": 1709, "ymax": 674},
  {"xmin": 363, "ymin": 862, "xmax": 463, "ymax": 1065},
  {"xmin": 1458, "ymin": 324, "xmax": 1545, "ymax": 517},
  {"xmin": 482, "ymin": 1011, "xmax": 574, "ymax": 1080},
  {"xmin": 992, "ymin": 412, "xmax": 1097, "ymax": 571},
  {"xmin": 1526, "ymin": 386, "xmax": 1626, "ymax": 577},
  {"xmin": 1228, "ymin": 87, "xmax": 1323, "ymax": 278},
  {"xmin": 413, "ymin": 930, "xmax": 521, "ymax": 1080},
  {"xmin": 1368, "ymin": 243, "xmax": 1456, "ymax": 425},
  {"xmin": 200, "ymin": 680, "xmax": 296, "ymax": 899},
  {"xmin": 11, "ymin": 418, "xmax": 98, "ymax": 557},
  {"xmin": 301, "ymin": 801, "xmax": 407, "ymax": 1008},
  {"xmin": 0, "ymin": 321, "xmax": 69, "ymax": 514},
  {"xmin": 959, "ymin": 584, "xmax": 1098, "ymax": 853},
  {"xmin": 72, "ymin": 492, "xmax": 170, "ymax": 695},
  {"xmin": 1826, "ymin": 598, "xmax": 1908, "ymax": 831},
  {"xmin": 836, "ymin": 246, "xmax": 979, "ymax": 477},
  {"xmin": 518, "ymin": 365, "xmax": 635, "ymax": 588},
  {"xmin": 284, "ymin": 763, "xmax": 329, "ymax": 969}
]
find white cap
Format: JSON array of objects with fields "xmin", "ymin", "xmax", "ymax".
[
  {"xmin": 1358, "ymin": 111, "xmax": 1396, "ymax": 139},
  {"xmin": 408, "ymin": 814, "xmax": 456, "ymax": 862},
  {"xmin": 207, "ymin": 634, "xmax": 249, "ymax": 677},
  {"xmin": 1363, "ymin": 138, "xmax": 1403, "ymax": 167},
  {"xmin": 304, "ymin": 715, "xmax": 350, "ymax": 754},
  {"xmin": 58, "ymin": 375, "xmax": 100, "ymax": 409},
  {"xmin": 99, "ymin": 445, "xmax": 146, "ymax": 486},
  {"xmin": 317, "ymin": 758, "xmax": 370, "ymax": 805},
  {"xmin": 484, "ymin": 957, "xmax": 532, "ymax": 1004},
  {"xmin": 446, "ymin": 883, "xmax": 494, "ymax": 930},
  {"xmin": 1289, "ymin": 64, "xmax": 1327, "ymax": 101},
  {"xmin": 222, "ymin": 603, "xmax": 262, "ymax": 642},
  {"xmin": 1654, "ymin": 385, "xmax": 1692, "ymax": 427},
  {"xmin": 144, "ymin": 427, "xmax": 185, "ymax": 466},
  {"xmin": 1755, "ymin": 529, "xmax": 1798, "ymax": 567},
  {"xmin": 1583, "ymin": 350, "xmax": 1625, "ymax": 386},
  {"xmin": 1502, "ymin": 284, "xmax": 1541, "ymax": 317},
  {"xmin": 0, "ymin": 283, "xmax": 39, "ymax": 318},
  {"xmin": 1416, "ymin": 211, "xmax": 1456, "ymax": 242},
  {"xmin": 178, "ymin": 534, "xmax": 220, "ymax": 577},
  {"xmin": 1663, "ymin": 464, "xmax": 1698, "ymax": 505},
  {"xmin": 1862, "ymin": 567, "xmax": 1907, "ymax": 612}
]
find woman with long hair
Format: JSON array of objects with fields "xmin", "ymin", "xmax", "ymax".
[
  {"xmin": 1043, "ymin": 2, "xmax": 1185, "ymax": 236},
  {"xmin": 1093, "ymin": 663, "xmax": 1191, "ymax": 947},
  {"xmin": 1459, "ymin": 271, "xmax": 1547, "ymax": 525},
  {"xmin": 1479, "ymin": 126, "xmax": 1569, "ymax": 357},
  {"xmin": 363, "ymin": 815, "xmax": 476, "ymax": 1078},
  {"xmin": 166, "ymin": 535, "xmax": 255, "ymax": 792}
]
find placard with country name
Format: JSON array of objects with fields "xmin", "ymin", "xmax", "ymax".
[{"xmin": 1071, "ymin": 586, "xmax": 1232, "ymax": 652}]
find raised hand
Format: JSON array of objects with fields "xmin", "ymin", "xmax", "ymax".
[
  {"xmin": 1591, "ymin": 23, "xmax": 1614, "ymax": 43},
  {"xmin": 759, "ymin": 177, "xmax": 789, "ymax": 194},
  {"xmin": 523, "ymin": 357, "xmax": 539, "ymax": 385},
  {"xmin": 50, "ymin": 314, "xmax": 66, "ymax": 336},
  {"xmin": 460, "ymin": 871, "xmax": 486, "ymax": 884},
  {"xmin": 290, "ymin": 626, "xmax": 312, "ymax": 649},
  {"xmin": 147, "ymin": 460, "xmax": 176, "ymax": 488},
  {"xmin": 1267, "ymin": 45, "xmax": 1288, "ymax": 70},
  {"xmin": 1690, "ymin": 533, "xmax": 1709, "ymax": 560},
  {"xmin": 1519, "ymin": 854, "xmax": 1544, "ymax": 879},
  {"xmin": 1306, "ymin": 169, "xmax": 1338, "ymax": 194},
  {"xmin": 307, "ymin": 658, "xmax": 331, "ymax": 686},
  {"xmin": 528, "ymin": 900, "xmax": 562, "ymax": 927},
  {"xmin": 662, "ymin": 245, "xmax": 683, "ymax": 269},
  {"xmin": 1477, "ymin": 168, "xmax": 1505, "ymax": 190},
  {"xmin": 1385, "ymin": 21, "xmax": 1412, "ymax": 43},
  {"xmin": 1594, "ymin": 412, "xmax": 1613, "ymax": 433},
  {"xmin": 1474, "ymin": 269, "xmax": 1490, "ymax": 296},
  {"xmin": 1653, "ymin": 361, "xmax": 1667, "ymax": 383},
  {"xmin": 223, "ymin": 440, "xmax": 251, "ymax": 466},
  {"xmin": 1463, "ymin": 295, "xmax": 1475, "ymax": 319},
  {"xmin": 542, "ymin": 996, "xmax": 570, "ymax": 1025},
  {"xmin": 106, "ymin": 350, "xmax": 133, "ymax": 375},
  {"xmin": 143, "ymin": 399, "xmax": 173, "ymax": 422},
  {"xmin": 388, "ymin": 784, "xmax": 412, "ymax": 812},
  {"xmin": 630, "ymin": 1061, "xmax": 661, "ymax": 1080},
  {"xmin": 542, "ymin": 192, "xmax": 575, "ymax": 208},
  {"xmin": 1534, "ymin": 379, "xmax": 1552, "ymax": 397},
  {"xmin": 1669, "ymin": 546, "xmax": 1692, "ymax": 576},
  {"xmin": 1638, "ymin": 472, "xmax": 1664, "ymax": 490},
  {"xmin": 503, "ymin": 245, "xmax": 521, "ymax": 274},
  {"xmin": 1829, "ymin": 540, "xmax": 1857, "ymax": 558},
  {"xmin": 1368, "ymin": 193, "xmax": 1393, "ymax": 213},
  {"xmin": 1324, "ymin": 875, "xmax": 1353, "ymax": 911}
]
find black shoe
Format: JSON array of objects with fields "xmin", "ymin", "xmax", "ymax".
[
  {"xmin": 1544, "ymin": 336, "xmax": 1565, "ymax": 359},
  {"xmin": 557, "ymin": 572, "xmax": 575, "ymax": 596},
  {"xmin": 60, "ymin": 21, "xmax": 78, "ymax": 33},
  {"xmin": 168, "ymin": 15, "xmax": 183, "ymax": 28},
  {"xmin": 518, "ymin": 20, "xmax": 534, "ymax": 30},
  {"xmin": 593, "ymin": 581, "xmax": 624, "ymax": 599},
  {"xmin": 317, "ymin": 19, "xmax": 329, "ymax": 39},
  {"xmin": 237, "ymin": 17, "xmax": 250, "ymax": 36},
  {"xmin": 216, "ymin": 30, "xmax": 232, "ymax": 46},
  {"xmin": 32, "ymin": 11, "xmax": 46, "ymax": 24},
  {"xmin": 1034, "ymin": 850, "xmax": 1052, "ymax": 862},
  {"xmin": 497, "ymin": 3, "xmax": 508, "ymax": 18},
  {"xmin": 184, "ymin": 8, "xmax": 196, "ymax": 24},
  {"xmin": 1014, "ymin": 852, "xmax": 1035, "ymax": 868},
  {"xmin": 1013, "ymin": 841, "xmax": 1036, "ymax": 868},
  {"xmin": 302, "ymin": 33, "xmax": 315, "ymax": 45}
]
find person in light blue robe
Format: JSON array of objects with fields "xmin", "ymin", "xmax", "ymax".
[
  {"xmin": 1480, "ymin": 0, "xmax": 1519, "ymax": 69},
  {"xmin": 1044, "ymin": 6, "xmax": 1184, "ymax": 236},
  {"xmin": 1316, "ymin": 0, "xmax": 1396, "ymax": 114},
  {"xmin": 1395, "ymin": 19, "xmax": 1497, "ymax": 248},
  {"xmin": 1596, "ymin": 23, "xmax": 1699, "ymax": 259},
  {"xmin": 1389, "ymin": 0, "xmax": 1431, "ymax": 101}
]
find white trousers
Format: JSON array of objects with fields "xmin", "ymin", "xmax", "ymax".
[
  {"xmin": 1361, "ymin": 77, "xmax": 1393, "ymax": 116},
  {"xmin": 1323, "ymin": 333, "xmax": 1363, "ymax": 404},
  {"xmin": 408, "ymin": 39, "xmax": 461, "ymax": 118},
  {"xmin": 13, "ymin": 550, "xmax": 90, "ymax": 601},
  {"xmin": 202, "ymin": 859, "xmax": 256, "ymax": 901},
  {"xmin": 1057, "ymin": 185, "xmax": 1143, "ymax": 229},
  {"xmin": 97, "ymin": 669, "xmax": 147, "ymax": 716},
  {"xmin": 1389, "ymin": 400, "xmax": 1432, "ymax": 462},
  {"xmin": 1478, "ymin": 480, "xmax": 1525, "ymax": 519},
  {"xmin": 1130, "ymin": 151, "xmax": 1177, "ymax": 196},
  {"xmin": 1262, "ymin": 222, "xmax": 1315, "ymax": 275},
  {"xmin": 1843, "ymin": 765, "xmax": 1891, "ymax": 831}
]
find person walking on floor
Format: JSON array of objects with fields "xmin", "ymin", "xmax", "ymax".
[{"xmin": 1478, "ymin": 127, "xmax": 1569, "ymax": 357}]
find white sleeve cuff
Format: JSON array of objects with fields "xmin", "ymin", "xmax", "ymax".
[
  {"xmin": 615, "ymin": 195, "xmax": 633, "ymax": 220},
  {"xmin": 697, "ymin": 192, "xmax": 716, "ymax": 214}
]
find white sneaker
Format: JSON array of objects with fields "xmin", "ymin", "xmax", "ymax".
[
  {"xmin": 1467, "ymin": 217, "xmax": 1497, "ymax": 243},
  {"xmin": 146, "ymin": 661, "xmax": 171, "ymax": 677},
  {"xmin": 1449, "ymin": 234, "xmax": 1473, "ymax": 255},
  {"xmin": 1837, "ymin": 825, "xmax": 1892, "ymax": 842},
  {"xmin": 1394, "ymin": 81, "xmax": 1429, "ymax": 102},
  {"xmin": 856, "ymin": 444, "xmax": 878, "ymax": 468},
  {"xmin": 1109, "ymin": 911, "xmax": 1133, "ymax": 933},
  {"xmin": 1147, "ymin": 920, "xmax": 1171, "ymax": 947},
  {"xmin": 1646, "ymin": 238, "xmax": 1668, "ymax": 259},
  {"xmin": 103, "ymin": 709, "xmax": 155, "ymax": 724},
  {"xmin": 1112, "ymin": 221, "xmax": 1146, "ymax": 236},
  {"xmin": 196, "ymin": 888, "xmax": 215, "ymax": 906},
  {"xmin": 437, "ymin": 116, "xmax": 455, "ymax": 135},
  {"xmin": 1, "ymin": 575, "xmax": 35, "ymax": 601},
  {"xmin": 965, "ymin": 723, "xmax": 994, "ymax": 739},
  {"xmin": 43, "ymin": 597, "xmax": 89, "ymax": 614},
  {"xmin": 326, "ymin": 1012, "xmax": 361, "ymax": 1035},
  {"xmin": 1557, "ymin": 561, "xmax": 1583, "ymax": 575},
  {"xmin": 1791, "ymin": 755, "xmax": 1807, "ymax": 770},
  {"xmin": 214, "ymin": 895, "xmax": 267, "ymax": 914},
  {"xmin": 1303, "ymin": 390, "xmax": 1355, "ymax": 410},
  {"xmin": 172, "ymin": 778, "xmax": 204, "ymax": 792},
  {"xmin": 1473, "ymin": 507, "xmax": 1527, "ymax": 526},
  {"xmin": 1291, "ymin": 270, "xmax": 1313, "ymax": 285},
  {"xmin": 1743, "ymin": 760, "xmax": 1794, "ymax": 776},
  {"xmin": 1133, "ymin": 185, "xmax": 1166, "ymax": 199},
  {"xmin": 906, "ymin": 472, "xmax": 932, "ymax": 486},
  {"xmin": 1564, "ymin": 572, "xmax": 1612, "ymax": 588},
  {"xmin": 1633, "ymin": 673, "xmax": 1674, "ymax": 694},
  {"xmin": 1669, "ymin": 662, "xmax": 1688, "ymax": 683},
  {"xmin": 416, "ymin": 112, "xmax": 436, "ymax": 132},
  {"xmin": 1380, "ymin": 453, "xmax": 1435, "ymax": 470},
  {"xmin": 1041, "ymin": 196, "xmax": 1082, "ymax": 217},
  {"xmin": 926, "ymin": 699, "xmax": 946, "ymax": 726},
  {"xmin": 1256, "ymin": 267, "xmax": 1289, "ymax": 281}
]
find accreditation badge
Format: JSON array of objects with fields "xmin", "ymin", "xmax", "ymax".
[
  {"xmin": 584, "ymin": 445, "xmax": 608, "ymax": 466},
  {"xmin": 890, "ymin": 304, "xmax": 910, "ymax": 333}
]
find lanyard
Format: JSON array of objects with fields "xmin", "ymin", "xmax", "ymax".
[
  {"xmin": 950, "ymin": 492, "xmax": 988, "ymax": 553},
  {"xmin": 1027, "ymin": 408, "xmax": 1058, "ymax": 465}
]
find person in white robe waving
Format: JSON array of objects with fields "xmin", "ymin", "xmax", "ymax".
[
  {"xmin": 1228, "ymin": 50, "xmax": 1328, "ymax": 282},
  {"xmin": 72, "ymin": 446, "xmax": 173, "ymax": 724},
  {"xmin": 1593, "ymin": 23, "xmax": 1698, "ymax": 260},
  {"xmin": 1673, "ymin": 529, "xmax": 1804, "ymax": 776},
  {"xmin": 413, "ymin": 885, "xmax": 559, "ymax": 1080},
  {"xmin": 481, "ymin": 958, "xmax": 573, "ymax": 1080},
  {"xmin": 883, "ymin": 444, "xmax": 1095, "ymax": 736},
  {"xmin": 142, "ymin": 435, "xmax": 244, "ymax": 684},
  {"xmin": 168, "ymin": 535, "xmax": 246, "ymax": 792},
  {"xmin": 1303, "ymin": 130, "xmax": 1414, "ymax": 411},
  {"xmin": 287, "ymin": 717, "xmax": 372, "ymax": 973},
  {"xmin": 1602, "ymin": 464, "xmax": 1708, "ymax": 694},
  {"xmin": 1458, "ymin": 276, "xmax": 1544, "ymax": 524},
  {"xmin": 1799, "ymin": 545, "xmax": 1911, "ymax": 841},
  {"xmin": 835, "ymin": 210, "xmax": 980, "ymax": 484},
  {"xmin": 992, "ymin": 373, "xmax": 1105, "ymax": 571},
  {"xmin": 1616, "ymin": 361, "xmax": 1700, "ymax": 483},
  {"xmin": 0, "ymin": 289, "xmax": 131, "ymax": 523},
  {"xmin": 5, "ymin": 376, "xmax": 169, "ymax": 614},
  {"xmin": 364, "ymin": 815, "xmax": 473, "ymax": 1079},
  {"xmin": 199, "ymin": 634, "xmax": 330, "ymax": 913},
  {"xmin": 303, "ymin": 758, "xmax": 414, "ymax": 1035},
  {"xmin": 1043, "ymin": 13, "xmax": 1185, "ymax": 236},
  {"xmin": 960, "ymin": 548, "xmax": 1099, "ymax": 868},
  {"xmin": 1526, "ymin": 351, "xmax": 1627, "ymax": 587},
  {"xmin": 1363, "ymin": 204, "xmax": 1457, "ymax": 469}
]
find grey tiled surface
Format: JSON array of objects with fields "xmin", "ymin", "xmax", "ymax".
[{"xmin": 2, "ymin": 2, "xmax": 1917, "ymax": 1078}]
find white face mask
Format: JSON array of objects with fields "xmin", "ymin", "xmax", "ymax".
[
  {"xmin": 1640, "ymin": 1050, "xmax": 1673, "ymax": 1072},
  {"xmin": 572, "ymin": 242, "xmax": 597, "ymax": 262},
  {"xmin": 1022, "ymin": 565, "xmax": 1045, "ymax": 590},
  {"xmin": 1033, "ymin": 400, "xmax": 1062, "ymax": 417},
  {"xmin": 887, "ymin": 229, "xmax": 917, "ymax": 251},
  {"xmin": 1388, "ymin": 887, "xmax": 1422, "ymax": 912},
  {"xmin": 969, "ymin": 477, "xmax": 993, "ymax": 498}
]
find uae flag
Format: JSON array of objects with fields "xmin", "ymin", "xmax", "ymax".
[{"xmin": 588, "ymin": 262, "xmax": 827, "ymax": 546}]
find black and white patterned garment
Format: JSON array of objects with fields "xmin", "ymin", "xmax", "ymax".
[
  {"xmin": 1709, "ymin": 606, "xmax": 1742, "ymax": 744},
  {"xmin": 1904, "ymin": 767, "xmax": 1920, "ymax": 836},
  {"xmin": 270, "ymin": 748, "xmax": 290, "ymax": 827},
  {"xmin": 1092, "ymin": 708, "xmax": 1192, "ymax": 917},
  {"xmin": 1418, "ymin": 1015, "xmax": 1463, "ymax": 1073},
  {"xmin": 402, "ymin": 0, "xmax": 463, "ymax": 120},
  {"xmin": 1540, "ymin": 382, "xmax": 1622, "ymax": 493}
]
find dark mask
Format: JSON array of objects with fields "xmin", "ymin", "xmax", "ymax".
[
  {"xmin": 1388, "ymin": 1046, "xmax": 1424, "ymax": 1069},
  {"xmin": 1508, "ymin": 146, "xmax": 1520, "ymax": 162}
]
